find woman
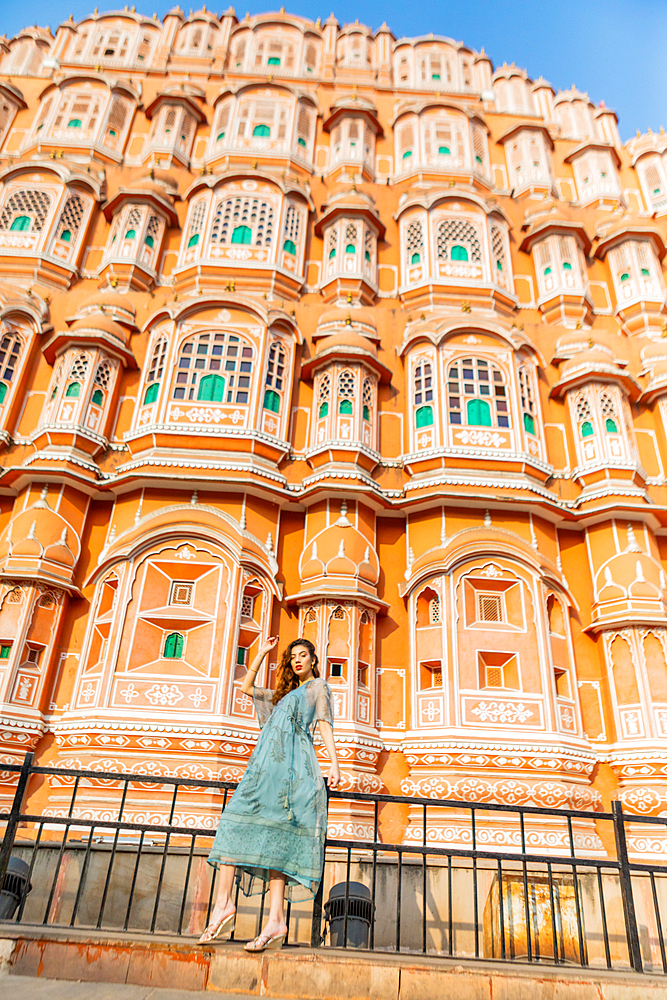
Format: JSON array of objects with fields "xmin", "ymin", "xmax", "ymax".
[{"xmin": 199, "ymin": 636, "xmax": 340, "ymax": 951}]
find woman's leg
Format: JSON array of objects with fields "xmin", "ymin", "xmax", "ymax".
[
  {"xmin": 261, "ymin": 870, "xmax": 287, "ymax": 937},
  {"xmin": 198, "ymin": 864, "xmax": 236, "ymax": 942}
]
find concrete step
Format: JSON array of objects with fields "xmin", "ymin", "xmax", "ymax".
[{"xmin": 1, "ymin": 924, "xmax": 667, "ymax": 999}]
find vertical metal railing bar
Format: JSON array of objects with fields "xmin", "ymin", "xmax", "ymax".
[
  {"xmin": 285, "ymin": 899, "xmax": 292, "ymax": 945},
  {"xmin": 422, "ymin": 803, "xmax": 427, "ymax": 955},
  {"xmin": 612, "ymin": 800, "xmax": 643, "ymax": 973},
  {"xmin": 519, "ymin": 811, "xmax": 532, "ymax": 963},
  {"xmin": 150, "ymin": 783, "xmax": 179, "ymax": 933},
  {"xmin": 309, "ymin": 785, "xmax": 328, "ymax": 948},
  {"xmin": 596, "ymin": 866, "xmax": 612, "ymax": 970},
  {"xmin": 497, "ymin": 858, "xmax": 506, "ymax": 961},
  {"xmin": 41, "ymin": 818, "xmax": 74, "ymax": 925},
  {"xmin": 256, "ymin": 882, "xmax": 266, "ymax": 938},
  {"xmin": 649, "ymin": 871, "xmax": 667, "ymax": 973},
  {"xmin": 0, "ymin": 752, "xmax": 34, "ymax": 894},
  {"xmin": 68, "ymin": 823, "xmax": 96, "ymax": 926},
  {"xmin": 205, "ymin": 864, "xmax": 217, "ymax": 932},
  {"xmin": 447, "ymin": 853, "xmax": 453, "ymax": 957},
  {"xmin": 472, "ymin": 807, "xmax": 479, "ymax": 959},
  {"xmin": 177, "ymin": 834, "xmax": 197, "ymax": 936},
  {"xmin": 571, "ymin": 861, "xmax": 586, "ymax": 967},
  {"xmin": 546, "ymin": 861, "xmax": 558, "ymax": 964},
  {"xmin": 229, "ymin": 879, "xmax": 241, "ymax": 942},
  {"xmin": 370, "ymin": 846, "xmax": 377, "ymax": 950},
  {"xmin": 123, "ymin": 830, "xmax": 145, "ymax": 931},
  {"xmin": 395, "ymin": 848, "xmax": 402, "ymax": 953},
  {"xmin": 96, "ymin": 779, "xmax": 130, "ymax": 928},
  {"xmin": 342, "ymin": 844, "xmax": 351, "ymax": 948},
  {"xmin": 16, "ymin": 819, "xmax": 43, "ymax": 923}
]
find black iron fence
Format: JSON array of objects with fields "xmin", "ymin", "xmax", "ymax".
[{"xmin": 0, "ymin": 752, "xmax": 666, "ymax": 974}]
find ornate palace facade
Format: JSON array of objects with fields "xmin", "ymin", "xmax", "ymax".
[{"xmin": 0, "ymin": 7, "xmax": 667, "ymax": 854}]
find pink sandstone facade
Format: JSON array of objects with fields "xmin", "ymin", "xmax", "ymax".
[{"xmin": 0, "ymin": 7, "xmax": 666, "ymax": 856}]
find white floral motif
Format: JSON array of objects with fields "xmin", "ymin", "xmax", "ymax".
[
  {"xmin": 455, "ymin": 429, "xmax": 506, "ymax": 449},
  {"xmin": 188, "ymin": 687, "xmax": 208, "ymax": 708},
  {"xmin": 471, "ymin": 701, "xmax": 533, "ymax": 724},
  {"xmin": 145, "ymin": 684, "xmax": 184, "ymax": 707},
  {"xmin": 80, "ymin": 682, "xmax": 96, "ymax": 704},
  {"xmin": 119, "ymin": 683, "xmax": 140, "ymax": 704}
]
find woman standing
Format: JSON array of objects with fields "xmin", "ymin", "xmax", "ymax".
[{"xmin": 199, "ymin": 636, "xmax": 340, "ymax": 951}]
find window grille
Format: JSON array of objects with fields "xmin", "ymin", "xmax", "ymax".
[
  {"xmin": 398, "ymin": 121, "xmax": 414, "ymax": 161},
  {"xmin": 33, "ymin": 97, "xmax": 52, "ymax": 134},
  {"xmin": 414, "ymin": 360, "xmax": 433, "ymax": 406},
  {"xmin": 56, "ymin": 195, "xmax": 85, "ymax": 242},
  {"xmin": 518, "ymin": 365, "xmax": 536, "ymax": 435},
  {"xmin": 478, "ymin": 592, "xmax": 502, "ymax": 622},
  {"xmin": 429, "ymin": 596, "xmax": 441, "ymax": 624},
  {"xmin": 490, "ymin": 223, "xmax": 507, "ymax": 283},
  {"xmin": 360, "ymin": 610, "xmax": 370, "ymax": 625},
  {"xmin": 317, "ymin": 373, "xmax": 331, "ymax": 416},
  {"xmin": 186, "ymin": 198, "xmax": 206, "ymax": 247},
  {"xmin": 173, "ymin": 331, "xmax": 253, "ymax": 404},
  {"xmin": 0, "ymin": 189, "xmax": 52, "ymax": 232},
  {"xmin": 337, "ymin": 370, "xmax": 355, "ymax": 413},
  {"xmin": 436, "ymin": 219, "xmax": 482, "ymax": 262},
  {"xmin": 93, "ymin": 361, "xmax": 112, "ymax": 391},
  {"xmin": 124, "ymin": 207, "xmax": 142, "ymax": 233},
  {"xmin": 296, "ymin": 106, "xmax": 312, "ymax": 150},
  {"xmin": 406, "ymin": 219, "xmax": 424, "ymax": 262},
  {"xmin": 147, "ymin": 339, "xmax": 166, "ymax": 385},
  {"xmin": 241, "ymin": 594, "xmax": 254, "ymax": 617},
  {"xmin": 170, "ymin": 581, "xmax": 193, "ymax": 606},
  {"xmin": 423, "ymin": 119, "xmax": 465, "ymax": 165},
  {"xmin": 447, "ymin": 357, "xmax": 510, "ymax": 428},
  {"xmin": 104, "ymin": 97, "xmax": 129, "ymax": 148},
  {"xmin": 575, "ymin": 393, "xmax": 592, "ymax": 422},
  {"xmin": 332, "ymin": 606, "xmax": 346, "ymax": 620},
  {"xmin": 234, "ymin": 37, "xmax": 246, "ymax": 67},
  {"xmin": 68, "ymin": 354, "xmax": 89, "ymax": 383},
  {"xmin": 472, "ymin": 127, "xmax": 487, "ymax": 171},
  {"xmin": 7, "ymin": 587, "xmax": 23, "ymax": 604},
  {"xmin": 344, "ymin": 223, "xmax": 358, "ymax": 250},
  {"xmin": 305, "ymin": 607, "xmax": 317, "ymax": 622},
  {"xmin": 485, "ymin": 665, "xmax": 503, "ymax": 687},
  {"xmin": 210, "ymin": 196, "xmax": 275, "ymax": 246},
  {"xmin": 178, "ymin": 112, "xmax": 195, "ymax": 152},
  {"xmin": 0, "ymin": 333, "xmax": 21, "ymax": 402},
  {"xmin": 305, "ymin": 43, "xmax": 317, "ymax": 72},
  {"xmin": 326, "ymin": 227, "xmax": 338, "ymax": 258},
  {"xmin": 362, "ymin": 377, "xmax": 373, "ymax": 420},
  {"xmin": 265, "ymin": 341, "xmax": 286, "ymax": 391},
  {"xmin": 599, "ymin": 391, "xmax": 616, "ymax": 419},
  {"xmin": 39, "ymin": 592, "xmax": 56, "ymax": 609},
  {"xmin": 283, "ymin": 204, "xmax": 300, "ymax": 249},
  {"xmin": 213, "ymin": 101, "xmax": 232, "ymax": 144}
]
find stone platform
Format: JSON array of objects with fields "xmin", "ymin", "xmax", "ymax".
[{"xmin": 1, "ymin": 925, "xmax": 667, "ymax": 1000}]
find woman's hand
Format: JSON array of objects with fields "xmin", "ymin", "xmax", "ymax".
[
  {"xmin": 327, "ymin": 762, "xmax": 340, "ymax": 789},
  {"xmin": 258, "ymin": 635, "xmax": 279, "ymax": 659}
]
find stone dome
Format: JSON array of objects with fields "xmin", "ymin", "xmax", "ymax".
[
  {"xmin": 299, "ymin": 503, "xmax": 379, "ymax": 588},
  {"xmin": 316, "ymin": 331, "xmax": 378, "ymax": 356}
]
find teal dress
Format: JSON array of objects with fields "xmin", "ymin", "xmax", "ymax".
[{"xmin": 208, "ymin": 676, "xmax": 334, "ymax": 901}]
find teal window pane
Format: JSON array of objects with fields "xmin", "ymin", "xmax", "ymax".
[
  {"xmin": 231, "ymin": 225, "xmax": 252, "ymax": 244},
  {"xmin": 345, "ymin": 244, "xmax": 355, "ymax": 253},
  {"xmin": 329, "ymin": 248, "xmax": 336, "ymax": 259},
  {"xmin": 283, "ymin": 239, "xmax": 296, "ymax": 254},
  {"xmin": 145, "ymin": 235, "xmax": 154, "ymax": 248},
  {"xmin": 411, "ymin": 252, "xmax": 421, "ymax": 264},
  {"xmin": 544, "ymin": 266, "xmax": 552, "ymax": 275},
  {"xmin": 451, "ymin": 245, "xmax": 469, "ymax": 261},
  {"xmin": 267, "ymin": 56, "xmax": 280, "ymax": 65},
  {"xmin": 264, "ymin": 389, "xmax": 280, "ymax": 412},
  {"xmin": 476, "ymin": 154, "xmax": 482, "ymax": 164},
  {"xmin": 562, "ymin": 262, "xmax": 572, "ymax": 271},
  {"xmin": 365, "ymin": 250, "xmax": 371, "ymax": 262},
  {"xmin": 402, "ymin": 150, "xmax": 412, "ymax": 160},
  {"xmin": 432, "ymin": 73, "xmax": 441, "ymax": 80},
  {"xmin": 91, "ymin": 388, "xmax": 103, "ymax": 406},
  {"xmin": 523, "ymin": 413, "xmax": 536, "ymax": 435},
  {"xmin": 620, "ymin": 272, "xmax": 629, "ymax": 282},
  {"xmin": 252, "ymin": 123, "xmax": 271, "ymax": 137},
  {"xmin": 298, "ymin": 136, "xmax": 306, "ymax": 147},
  {"xmin": 438, "ymin": 145, "xmax": 450, "ymax": 155},
  {"xmin": 217, "ymin": 130, "xmax": 226, "ymax": 141},
  {"xmin": 362, "ymin": 404, "xmax": 370, "ymax": 420},
  {"xmin": 466, "ymin": 398, "xmax": 491, "ymax": 426},
  {"xmin": 339, "ymin": 399, "xmax": 353, "ymax": 414},
  {"xmin": 60, "ymin": 229, "xmax": 72, "ymax": 242},
  {"xmin": 416, "ymin": 405, "xmax": 433, "ymax": 428},
  {"xmin": 0, "ymin": 644, "xmax": 10, "ymax": 659},
  {"xmin": 163, "ymin": 632, "xmax": 184, "ymax": 658},
  {"xmin": 65, "ymin": 382, "xmax": 81, "ymax": 398},
  {"xmin": 198, "ymin": 374, "xmax": 225, "ymax": 401},
  {"xmin": 496, "ymin": 259, "xmax": 503, "ymax": 270},
  {"xmin": 10, "ymin": 216, "xmax": 30, "ymax": 232},
  {"xmin": 187, "ymin": 233, "xmax": 199, "ymax": 247},
  {"xmin": 125, "ymin": 229, "xmax": 136, "ymax": 239},
  {"xmin": 0, "ymin": 384, "xmax": 6, "ymax": 404},
  {"xmin": 318, "ymin": 402, "xmax": 329, "ymax": 418},
  {"xmin": 641, "ymin": 268, "xmax": 650, "ymax": 276},
  {"xmin": 605, "ymin": 418, "xmax": 618, "ymax": 433},
  {"xmin": 143, "ymin": 383, "xmax": 159, "ymax": 405},
  {"xmin": 67, "ymin": 118, "xmax": 82, "ymax": 128},
  {"xmin": 581, "ymin": 421, "xmax": 593, "ymax": 438}
]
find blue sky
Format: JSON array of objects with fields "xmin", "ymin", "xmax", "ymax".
[{"xmin": 2, "ymin": 0, "xmax": 664, "ymax": 141}]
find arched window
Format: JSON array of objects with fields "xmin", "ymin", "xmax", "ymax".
[
  {"xmin": 163, "ymin": 632, "xmax": 184, "ymax": 658},
  {"xmin": 362, "ymin": 377, "xmax": 372, "ymax": 422},
  {"xmin": 535, "ymin": 235, "xmax": 581, "ymax": 295},
  {"xmin": 185, "ymin": 198, "xmax": 206, "ymax": 250},
  {"xmin": 91, "ymin": 360, "xmax": 112, "ymax": 406},
  {"xmin": 447, "ymin": 358, "xmax": 510, "ymax": 428},
  {"xmin": 414, "ymin": 359, "xmax": 433, "ymax": 426},
  {"xmin": 423, "ymin": 118, "xmax": 466, "ymax": 167},
  {"xmin": 264, "ymin": 341, "xmax": 286, "ymax": 412},
  {"xmin": 253, "ymin": 123, "xmax": 271, "ymax": 137},
  {"xmin": 0, "ymin": 189, "xmax": 52, "ymax": 233},
  {"xmin": 143, "ymin": 338, "xmax": 166, "ymax": 405},
  {"xmin": 173, "ymin": 331, "xmax": 253, "ymax": 404},
  {"xmin": 236, "ymin": 97, "xmax": 289, "ymax": 147},
  {"xmin": 56, "ymin": 194, "xmax": 85, "ymax": 246},
  {"xmin": 337, "ymin": 370, "xmax": 355, "ymax": 414},
  {"xmin": 65, "ymin": 382, "xmax": 81, "ymax": 398},
  {"xmin": 210, "ymin": 195, "xmax": 275, "ymax": 247},
  {"xmin": 283, "ymin": 201, "xmax": 301, "ymax": 257},
  {"xmin": 0, "ymin": 332, "xmax": 21, "ymax": 405},
  {"xmin": 436, "ymin": 220, "xmax": 482, "ymax": 263},
  {"xmin": 518, "ymin": 365, "xmax": 537, "ymax": 437},
  {"xmin": 406, "ymin": 219, "xmax": 424, "ymax": 266},
  {"xmin": 317, "ymin": 372, "xmax": 330, "ymax": 418},
  {"xmin": 576, "ymin": 393, "xmax": 593, "ymax": 437}
]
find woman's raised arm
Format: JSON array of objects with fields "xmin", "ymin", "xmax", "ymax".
[{"xmin": 240, "ymin": 635, "xmax": 279, "ymax": 695}]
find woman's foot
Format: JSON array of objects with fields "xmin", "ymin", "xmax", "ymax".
[
  {"xmin": 198, "ymin": 902, "xmax": 236, "ymax": 945},
  {"xmin": 244, "ymin": 919, "xmax": 287, "ymax": 952}
]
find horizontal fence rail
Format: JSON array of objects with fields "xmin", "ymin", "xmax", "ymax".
[{"xmin": 0, "ymin": 753, "xmax": 665, "ymax": 973}]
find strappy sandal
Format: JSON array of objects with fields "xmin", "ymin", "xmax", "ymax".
[
  {"xmin": 244, "ymin": 930, "xmax": 286, "ymax": 952},
  {"xmin": 198, "ymin": 910, "xmax": 235, "ymax": 944}
]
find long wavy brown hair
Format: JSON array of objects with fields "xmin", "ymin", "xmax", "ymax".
[{"xmin": 272, "ymin": 639, "xmax": 320, "ymax": 705}]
